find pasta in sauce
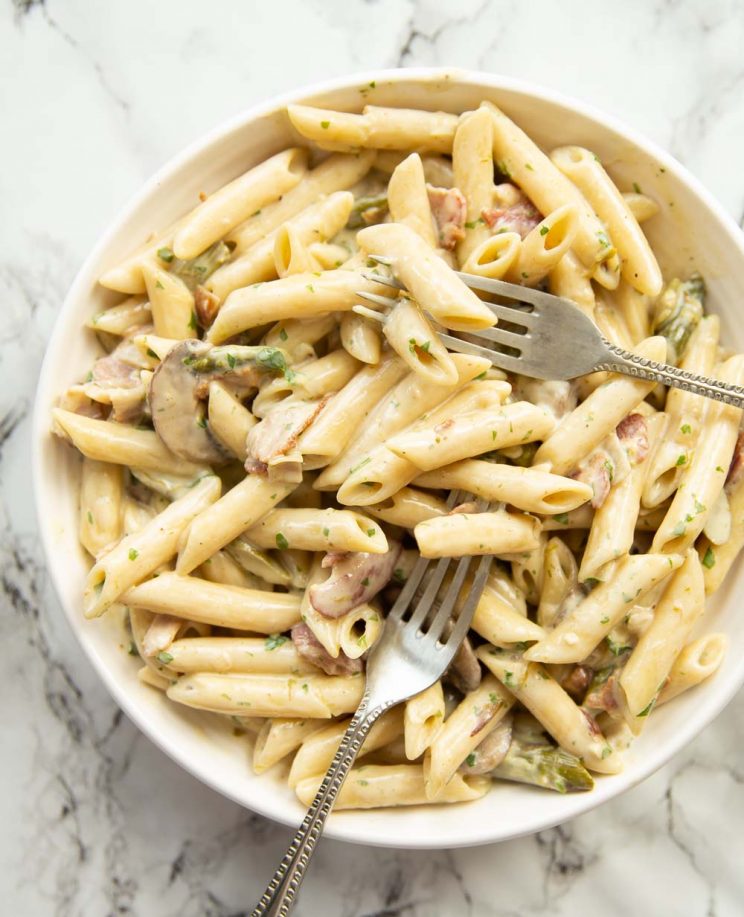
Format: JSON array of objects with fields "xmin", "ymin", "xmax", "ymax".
[{"xmin": 51, "ymin": 101, "xmax": 738, "ymax": 808}]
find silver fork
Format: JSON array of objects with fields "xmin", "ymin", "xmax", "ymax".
[
  {"xmin": 357, "ymin": 260, "xmax": 744, "ymax": 408},
  {"xmin": 252, "ymin": 491, "xmax": 492, "ymax": 917}
]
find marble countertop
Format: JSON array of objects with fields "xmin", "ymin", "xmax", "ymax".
[{"xmin": 3, "ymin": 1, "xmax": 744, "ymax": 914}]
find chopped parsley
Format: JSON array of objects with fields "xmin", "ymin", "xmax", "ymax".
[
  {"xmin": 188, "ymin": 311, "xmax": 198, "ymax": 331},
  {"xmin": 366, "ymin": 528, "xmax": 376, "ymax": 537},
  {"xmin": 554, "ymin": 512, "xmax": 569, "ymax": 525},
  {"xmin": 392, "ymin": 568, "xmax": 406, "ymax": 583},
  {"xmin": 279, "ymin": 328, "xmax": 288, "ymax": 341},
  {"xmin": 322, "ymin": 527, "xmax": 330, "ymax": 537},
  {"xmin": 320, "ymin": 120, "xmax": 330, "ymax": 129},
  {"xmin": 265, "ymin": 634, "xmax": 288, "ymax": 651},
  {"xmin": 275, "ymin": 533, "xmax": 289, "ymax": 549},
  {"xmin": 680, "ymin": 424, "xmax": 692, "ymax": 434},
  {"xmin": 539, "ymin": 225, "xmax": 549, "ymax": 236},
  {"xmin": 128, "ymin": 548, "xmax": 139, "ymax": 561},
  {"xmin": 466, "ymin": 752, "xmax": 477, "ymax": 767},
  {"xmin": 702, "ymin": 546, "xmax": 716, "ymax": 569},
  {"xmin": 632, "ymin": 182, "xmax": 642, "ymax": 194},
  {"xmin": 306, "ymin": 284, "xmax": 315, "ymax": 293},
  {"xmin": 86, "ymin": 511, "xmax": 94, "ymax": 525},
  {"xmin": 349, "ymin": 456, "xmax": 371, "ymax": 475},
  {"xmin": 227, "ymin": 352, "xmax": 237, "ymax": 369},
  {"xmin": 157, "ymin": 246, "xmax": 174, "ymax": 263},
  {"xmin": 675, "ymin": 454, "xmax": 687, "ymax": 466},
  {"xmin": 637, "ymin": 698, "xmax": 656, "ymax": 717},
  {"xmin": 157, "ymin": 651, "xmax": 173, "ymax": 664},
  {"xmin": 361, "ymin": 577, "xmax": 370, "ymax": 587},
  {"xmin": 503, "ymin": 672, "xmax": 514, "ymax": 687}
]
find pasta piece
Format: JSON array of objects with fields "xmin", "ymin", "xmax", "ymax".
[
  {"xmin": 461, "ymin": 232, "xmax": 521, "ymax": 280},
  {"xmin": 547, "ymin": 251, "xmax": 595, "ymax": 318},
  {"xmin": 288, "ymin": 708, "xmax": 404, "ymax": 787},
  {"xmin": 207, "ymin": 269, "xmax": 390, "ymax": 343},
  {"xmin": 339, "ymin": 312, "xmax": 382, "ymax": 365},
  {"xmin": 365, "ymin": 486, "xmax": 449, "ymax": 528},
  {"xmin": 299, "ymin": 352, "xmax": 407, "ymax": 466},
  {"xmin": 533, "ymin": 336, "xmax": 667, "ymax": 474},
  {"xmin": 483, "ymin": 102, "xmax": 616, "ymax": 276},
  {"xmin": 643, "ymin": 316, "xmax": 720, "ymax": 508},
  {"xmin": 157, "ymin": 636, "xmax": 318, "ymax": 674},
  {"xmin": 78, "ymin": 458, "xmax": 123, "ymax": 557},
  {"xmin": 657, "ymin": 634, "xmax": 729, "ymax": 704},
  {"xmin": 296, "ymin": 764, "xmax": 489, "ymax": 810},
  {"xmin": 253, "ymin": 718, "xmax": 326, "ymax": 774},
  {"xmin": 357, "ymin": 222, "xmax": 496, "ymax": 331},
  {"xmin": 52, "ymin": 409, "xmax": 206, "ymax": 477},
  {"xmin": 273, "ymin": 225, "xmax": 318, "ymax": 276},
  {"xmin": 471, "ymin": 572, "xmax": 545, "ymax": 646},
  {"xmin": 652, "ymin": 355, "xmax": 744, "ymax": 553},
  {"xmin": 510, "ymin": 532, "xmax": 547, "ymax": 605},
  {"xmin": 425, "ymin": 676, "xmax": 513, "ymax": 799},
  {"xmin": 263, "ymin": 315, "xmax": 336, "ymax": 359},
  {"xmin": 380, "ymin": 298, "xmax": 459, "ymax": 385},
  {"xmin": 386, "ymin": 400, "xmax": 554, "ymax": 472},
  {"xmin": 453, "ymin": 106, "xmax": 494, "ymax": 263},
  {"xmin": 287, "ymin": 104, "xmax": 459, "ymax": 153},
  {"xmin": 173, "ymin": 148, "xmax": 307, "ymax": 259},
  {"xmin": 404, "ymin": 682, "xmax": 445, "ymax": 761},
  {"xmin": 415, "ymin": 460, "xmax": 592, "ymax": 515},
  {"xmin": 415, "ymin": 509, "xmax": 541, "ymax": 558},
  {"xmin": 477, "ymin": 647, "xmax": 620, "ymax": 774},
  {"xmin": 579, "ymin": 413, "xmax": 663, "ymax": 581},
  {"xmin": 230, "ymin": 152, "xmax": 375, "ymax": 255},
  {"xmin": 124, "ymin": 572, "xmax": 301, "ymax": 632},
  {"xmin": 623, "ymin": 191, "xmax": 660, "ymax": 223},
  {"xmin": 208, "ymin": 191, "xmax": 354, "ymax": 302},
  {"xmin": 141, "ymin": 262, "xmax": 197, "ymax": 340},
  {"xmin": 387, "ymin": 153, "xmax": 437, "ymax": 247},
  {"xmin": 176, "ymin": 475, "xmax": 297, "ymax": 575},
  {"xmin": 167, "ymin": 671, "xmax": 364, "ymax": 717},
  {"xmin": 620, "ymin": 550, "xmax": 704, "ymax": 723},
  {"xmin": 207, "ymin": 382, "xmax": 256, "ymax": 462},
  {"xmin": 337, "ymin": 604, "xmax": 383, "ymax": 659},
  {"xmin": 551, "ymin": 146, "xmax": 662, "ymax": 296},
  {"xmin": 86, "ymin": 296, "xmax": 151, "ymax": 336},
  {"xmin": 523, "ymin": 553, "xmax": 683, "ymax": 664},
  {"xmin": 243, "ymin": 508, "xmax": 387, "ymax": 554},
  {"xmin": 504, "ymin": 204, "xmax": 578, "ymax": 287},
  {"xmin": 198, "ymin": 549, "xmax": 262, "ymax": 589},
  {"xmin": 83, "ymin": 475, "xmax": 220, "ymax": 617},
  {"xmin": 537, "ymin": 537, "xmax": 579, "ymax": 629}
]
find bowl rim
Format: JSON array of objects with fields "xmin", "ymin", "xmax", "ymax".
[{"xmin": 32, "ymin": 66, "xmax": 744, "ymax": 849}]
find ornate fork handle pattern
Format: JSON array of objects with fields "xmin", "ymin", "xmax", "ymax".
[
  {"xmin": 596, "ymin": 343, "xmax": 744, "ymax": 409},
  {"xmin": 252, "ymin": 698, "xmax": 389, "ymax": 917}
]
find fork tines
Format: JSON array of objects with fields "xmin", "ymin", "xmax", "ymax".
[{"xmin": 388, "ymin": 491, "xmax": 493, "ymax": 649}]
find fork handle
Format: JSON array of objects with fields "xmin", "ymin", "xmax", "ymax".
[
  {"xmin": 252, "ymin": 700, "xmax": 385, "ymax": 917},
  {"xmin": 599, "ymin": 343, "xmax": 744, "ymax": 409}
]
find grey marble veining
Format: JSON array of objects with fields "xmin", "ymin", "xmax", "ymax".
[{"xmin": 2, "ymin": 1, "xmax": 743, "ymax": 914}]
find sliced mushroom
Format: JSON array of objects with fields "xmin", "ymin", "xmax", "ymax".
[
  {"xmin": 148, "ymin": 340, "xmax": 229, "ymax": 464},
  {"xmin": 291, "ymin": 622, "xmax": 363, "ymax": 676},
  {"xmin": 309, "ymin": 541, "xmax": 402, "ymax": 618}
]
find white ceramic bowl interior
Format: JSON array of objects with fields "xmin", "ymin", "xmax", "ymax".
[{"xmin": 33, "ymin": 68, "xmax": 744, "ymax": 848}]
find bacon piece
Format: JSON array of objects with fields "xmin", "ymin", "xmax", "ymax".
[
  {"xmin": 309, "ymin": 541, "xmax": 402, "ymax": 619},
  {"xmin": 726, "ymin": 431, "xmax": 744, "ymax": 492},
  {"xmin": 616, "ymin": 413, "xmax": 649, "ymax": 465},
  {"xmin": 482, "ymin": 199, "xmax": 541, "ymax": 239},
  {"xmin": 427, "ymin": 184, "xmax": 466, "ymax": 250},
  {"xmin": 194, "ymin": 285, "xmax": 220, "ymax": 329},
  {"xmin": 572, "ymin": 451, "xmax": 612, "ymax": 508},
  {"xmin": 561, "ymin": 665, "xmax": 593, "ymax": 701},
  {"xmin": 584, "ymin": 672, "xmax": 622, "ymax": 716},
  {"xmin": 245, "ymin": 397, "xmax": 328, "ymax": 482},
  {"xmin": 291, "ymin": 622, "xmax": 362, "ymax": 676}
]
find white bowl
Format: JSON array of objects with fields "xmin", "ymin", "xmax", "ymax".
[{"xmin": 33, "ymin": 68, "xmax": 744, "ymax": 848}]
